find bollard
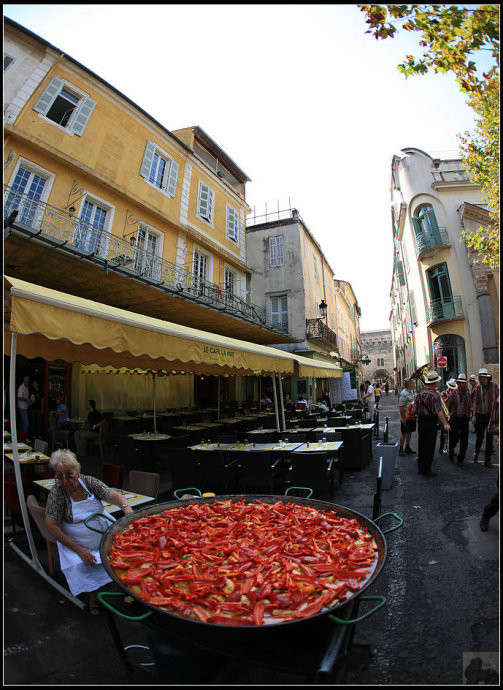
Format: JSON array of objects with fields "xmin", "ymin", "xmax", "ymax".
[
  {"xmin": 374, "ymin": 409, "xmax": 380, "ymax": 439},
  {"xmin": 383, "ymin": 416, "xmax": 389, "ymax": 443},
  {"xmin": 372, "ymin": 457, "xmax": 383, "ymax": 519}
]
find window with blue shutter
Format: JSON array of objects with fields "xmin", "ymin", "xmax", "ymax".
[
  {"xmin": 140, "ymin": 141, "xmax": 179, "ymax": 197},
  {"xmin": 197, "ymin": 182, "xmax": 214, "ymax": 223},
  {"xmin": 33, "ymin": 77, "xmax": 95, "ymax": 135},
  {"xmin": 226, "ymin": 205, "xmax": 239, "ymax": 241}
]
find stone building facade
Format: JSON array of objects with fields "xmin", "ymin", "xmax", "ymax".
[{"xmin": 360, "ymin": 329, "xmax": 394, "ymax": 385}]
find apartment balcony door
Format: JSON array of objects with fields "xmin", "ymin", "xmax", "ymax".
[
  {"xmin": 427, "ymin": 263, "xmax": 454, "ymax": 319},
  {"xmin": 6, "ymin": 165, "xmax": 47, "ymax": 227},
  {"xmin": 415, "ymin": 205, "xmax": 442, "ymax": 245},
  {"xmin": 135, "ymin": 224, "xmax": 161, "ymax": 280}
]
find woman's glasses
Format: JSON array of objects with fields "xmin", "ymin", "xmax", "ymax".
[{"xmin": 54, "ymin": 472, "xmax": 76, "ymax": 481}]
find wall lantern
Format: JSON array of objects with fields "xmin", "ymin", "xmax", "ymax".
[{"xmin": 319, "ymin": 299, "xmax": 328, "ymax": 318}]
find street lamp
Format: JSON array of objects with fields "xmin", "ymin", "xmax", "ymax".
[
  {"xmin": 361, "ymin": 355, "xmax": 371, "ymax": 366},
  {"xmin": 319, "ymin": 299, "xmax": 327, "ymax": 318}
]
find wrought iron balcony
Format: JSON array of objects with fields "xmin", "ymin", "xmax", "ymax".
[
  {"xmin": 3, "ymin": 186, "xmax": 271, "ymax": 329},
  {"xmin": 413, "ymin": 226, "xmax": 451, "ymax": 258},
  {"xmin": 306, "ymin": 318, "xmax": 338, "ymax": 351},
  {"xmin": 425, "ymin": 296, "xmax": 464, "ymax": 325}
]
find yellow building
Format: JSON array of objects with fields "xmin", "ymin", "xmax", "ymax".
[{"xmin": 3, "ymin": 17, "xmax": 295, "ymax": 415}]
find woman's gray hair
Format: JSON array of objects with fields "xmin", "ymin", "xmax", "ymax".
[{"xmin": 49, "ymin": 448, "xmax": 81, "ymax": 473}]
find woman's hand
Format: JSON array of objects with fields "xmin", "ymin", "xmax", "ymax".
[{"xmin": 75, "ymin": 545, "xmax": 97, "ymax": 566}]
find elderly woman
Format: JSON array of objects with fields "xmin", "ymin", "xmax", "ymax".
[{"xmin": 44, "ymin": 449, "xmax": 133, "ymax": 614}]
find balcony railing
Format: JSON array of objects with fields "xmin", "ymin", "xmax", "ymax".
[
  {"xmin": 306, "ymin": 318, "xmax": 338, "ymax": 351},
  {"xmin": 4, "ymin": 186, "xmax": 271, "ymax": 329},
  {"xmin": 413, "ymin": 226, "xmax": 451, "ymax": 258},
  {"xmin": 425, "ymin": 296, "xmax": 464, "ymax": 325}
]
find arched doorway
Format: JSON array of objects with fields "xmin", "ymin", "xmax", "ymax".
[
  {"xmin": 433, "ymin": 334, "xmax": 467, "ymax": 386},
  {"xmin": 371, "ymin": 369, "xmax": 392, "ymax": 384}
]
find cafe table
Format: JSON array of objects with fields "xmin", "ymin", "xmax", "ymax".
[
  {"xmin": 128, "ymin": 433, "xmax": 171, "ymax": 441},
  {"xmin": 4, "ymin": 442, "xmax": 32, "ymax": 453},
  {"xmin": 5, "ymin": 451, "xmax": 50, "ymax": 481},
  {"xmin": 33, "ymin": 478, "xmax": 155, "ymax": 515},
  {"xmin": 190, "ymin": 422, "xmax": 224, "ymax": 429},
  {"xmin": 189, "ymin": 441, "xmax": 303, "ymax": 453},
  {"xmin": 113, "ymin": 415, "xmax": 140, "ymax": 422}
]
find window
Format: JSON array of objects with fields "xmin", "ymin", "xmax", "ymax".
[
  {"xmin": 33, "ymin": 76, "xmax": 96, "ymax": 135},
  {"xmin": 73, "ymin": 199, "xmax": 108, "ymax": 254},
  {"xmin": 427, "ymin": 262, "xmax": 456, "ymax": 320},
  {"xmin": 140, "ymin": 141, "xmax": 179, "ymax": 197},
  {"xmin": 270, "ymin": 295, "xmax": 288, "ymax": 332},
  {"xmin": 224, "ymin": 267, "xmax": 235, "ymax": 295},
  {"xmin": 197, "ymin": 182, "xmax": 215, "ymax": 224},
  {"xmin": 134, "ymin": 222, "xmax": 162, "ymax": 280},
  {"xmin": 269, "ymin": 235, "xmax": 284, "ymax": 267},
  {"xmin": 412, "ymin": 204, "xmax": 442, "ymax": 243},
  {"xmin": 4, "ymin": 162, "xmax": 51, "ymax": 228},
  {"xmin": 4, "ymin": 54, "xmax": 15, "ymax": 70},
  {"xmin": 193, "ymin": 249, "xmax": 208, "ymax": 292},
  {"xmin": 226, "ymin": 205, "xmax": 239, "ymax": 242},
  {"xmin": 313, "ymin": 254, "xmax": 319, "ymax": 282}
]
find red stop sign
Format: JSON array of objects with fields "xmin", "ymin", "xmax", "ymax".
[{"xmin": 437, "ymin": 356, "xmax": 448, "ymax": 368}]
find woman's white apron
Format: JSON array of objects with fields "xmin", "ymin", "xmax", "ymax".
[{"xmin": 57, "ymin": 478, "xmax": 115, "ymax": 596}]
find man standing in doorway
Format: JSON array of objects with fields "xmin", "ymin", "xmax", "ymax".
[
  {"xmin": 16, "ymin": 375, "xmax": 31, "ymax": 440},
  {"xmin": 472, "ymin": 368, "xmax": 499, "ymax": 468},
  {"xmin": 412, "ymin": 370, "xmax": 451, "ymax": 477},
  {"xmin": 362, "ymin": 380, "xmax": 375, "ymax": 421}
]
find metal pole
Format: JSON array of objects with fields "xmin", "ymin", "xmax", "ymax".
[
  {"xmin": 152, "ymin": 372, "xmax": 157, "ymax": 435},
  {"xmin": 277, "ymin": 373, "xmax": 286, "ymax": 432},
  {"xmin": 271, "ymin": 373, "xmax": 280, "ymax": 433},
  {"xmin": 217, "ymin": 375, "xmax": 220, "ymax": 421}
]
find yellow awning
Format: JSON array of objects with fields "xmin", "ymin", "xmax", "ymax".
[
  {"xmin": 295, "ymin": 356, "xmax": 342, "ymax": 379},
  {"xmin": 4, "ymin": 277, "xmax": 340, "ymax": 378}
]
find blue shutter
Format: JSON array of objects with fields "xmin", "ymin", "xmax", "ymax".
[
  {"xmin": 411, "ymin": 217, "xmax": 423, "ymax": 237},
  {"xmin": 33, "ymin": 76, "xmax": 64, "ymax": 115},
  {"xmin": 166, "ymin": 159, "xmax": 179, "ymax": 197},
  {"xmin": 140, "ymin": 141, "xmax": 156, "ymax": 179},
  {"xmin": 70, "ymin": 96, "xmax": 96, "ymax": 136}
]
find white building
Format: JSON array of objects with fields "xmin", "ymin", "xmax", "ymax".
[{"xmin": 390, "ymin": 148, "xmax": 499, "ymax": 388}]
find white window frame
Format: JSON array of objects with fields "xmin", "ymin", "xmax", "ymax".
[
  {"xmin": 226, "ymin": 204, "xmax": 239, "ymax": 243},
  {"xmin": 197, "ymin": 181, "xmax": 215, "ymax": 226},
  {"xmin": 270, "ymin": 294, "xmax": 288, "ymax": 331},
  {"xmin": 269, "ymin": 235, "xmax": 284, "ymax": 267},
  {"xmin": 193, "ymin": 247, "xmax": 209, "ymax": 292},
  {"xmin": 224, "ymin": 266, "xmax": 236, "ymax": 295},
  {"xmin": 134, "ymin": 221, "xmax": 164, "ymax": 281},
  {"xmin": 142, "ymin": 142, "xmax": 179, "ymax": 198},
  {"xmin": 34, "ymin": 77, "xmax": 95, "ymax": 136},
  {"xmin": 73, "ymin": 193, "xmax": 114, "ymax": 256},
  {"xmin": 5, "ymin": 157, "xmax": 55, "ymax": 230}
]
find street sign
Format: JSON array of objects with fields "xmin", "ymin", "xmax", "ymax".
[{"xmin": 437, "ymin": 356, "xmax": 448, "ymax": 368}]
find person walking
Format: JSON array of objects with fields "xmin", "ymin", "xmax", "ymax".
[
  {"xmin": 385, "ymin": 382, "xmax": 389, "ymax": 397},
  {"xmin": 29, "ymin": 380, "xmax": 44, "ymax": 441},
  {"xmin": 446, "ymin": 374, "xmax": 472, "ymax": 466},
  {"xmin": 412, "ymin": 370, "xmax": 450, "ymax": 477},
  {"xmin": 362, "ymin": 380, "xmax": 375, "ymax": 421},
  {"xmin": 398, "ymin": 378, "xmax": 416, "ymax": 457},
  {"xmin": 16, "ymin": 374, "xmax": 31, "ymax": 440},
  {"xmin": 472, "ymin": 368, "xmax": 499, "ymax": 468},
  {"xmin": 374, "ymin": 383, "xmax": 381, "ymax": 409},
  {"xmin": 439, "ymin": 379, "xmax": 457, "ymax": 455}
]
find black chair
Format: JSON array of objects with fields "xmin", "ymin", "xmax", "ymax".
[
  {"xmin": 280, "ymin": 433, "xmax": 306, "ymax": 443},
  {"xmin": 286, "ymin": 452, "xmax": 336, "ymax": 499},
  {"xmin": 195, "ymin": 450, "xmax": 240, "ymax": 494},
  {"xmin": 244, "ymin": 432, "xmax": 273, "ymax": 443},
  {"xmin": 235, "ymin": 451, "xmax": 284, "ymax": 493},
  {"xmin": 112, "ymin": 433, "xmax": 143, "ymax": 472},
  {"xmin": 339, "ymin": 429, "xmax": 368, "ymax": 471},
  {"xmin": 215, "ymin": 434, "xmax": 238, "ymax": 444}
]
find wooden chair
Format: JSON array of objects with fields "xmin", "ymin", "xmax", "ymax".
[
  {"xmin": 26, "ymin": 494, "xmax": 60, "ymax": 576},
  {"xmin": 129, "ymin": 470, "xmax": 160, "ymax": 500},
  {"xmin": 102, "ymin": 463, "xmax": 124, "ymax": 489}
]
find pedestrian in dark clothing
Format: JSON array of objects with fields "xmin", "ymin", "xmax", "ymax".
[
  {"xmin": 472, "ymin": 368, "xmax": 499, "ymax": 468},
  {"xmin": 385, "ymin": 382, "xmax": 389, "ymax": 396},
  {"xmin": 446, "ymin": 374, "xmax": 472, "ymax": 465},
  {"xmin": 29, "ymin": 380, "xmax": 44, "ymax": 440},
  {"xmin": 480, "ymin": 394, "xmax": 499, "ymax": 532},
  {"xmin": 411, "ymin": 370, "xmax": 450, "ymax": 477}
]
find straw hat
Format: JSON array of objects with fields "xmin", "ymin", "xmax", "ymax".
[
  {"xmin": 478, "ymin": 367, "xmax": 491, "ymax": 377},
  {"xmin": 456, "ymin": 373, "xmax": 467, "ymax": 383},
  {"xmin": 469, "ymin": 374, "xmax": 477, "ymax": 382},
  {"xmin": 446, "ymin": 379, "xmax": 458, "ymax": 390},
  {"xmin": 424, "ymin": 370, "xmax": 441, "ymax": 384}
]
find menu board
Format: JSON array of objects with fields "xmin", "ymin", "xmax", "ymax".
[{"xmin": 329, "ymin": 377, "xmax": 343, "ymax": 404}]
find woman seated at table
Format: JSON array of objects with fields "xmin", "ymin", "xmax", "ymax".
[{"xmin": 44, "ymin": 449, "xmax": 133, "ymax": 615}]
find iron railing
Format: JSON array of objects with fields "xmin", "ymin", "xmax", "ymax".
[
  {"xmin": 3, "ymin": 186, "xmax": 271, "ymax": 329},
  {"xmin": 413, "ymin": 226, "xmax": 451, "ymax": 257},
  {"xmin": 306, "ymin": 318, "xmax": 338, "ymax": 351},
  {"xmin": 425, "ymin": 296, "xmax": 464, "ymax": 325}
]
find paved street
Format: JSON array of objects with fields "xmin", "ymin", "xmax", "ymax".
[{"xmin": 4, "ymin": 392, "xmax": 499, "ymax": 685}]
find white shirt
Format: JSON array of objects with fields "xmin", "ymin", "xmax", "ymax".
[
  {"xmin": 365, "ymin": 385, "xmax": 375, "ymax": 403},
  {"xmin": 17, "ymin": 383, "xmax": 30, "ymax": 409}
]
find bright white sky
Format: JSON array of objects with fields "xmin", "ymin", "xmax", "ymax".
[{"xmin": 4, "ymin": 4, "xmax": 480, "ymax": 331}]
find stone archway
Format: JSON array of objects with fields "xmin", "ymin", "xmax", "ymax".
[{"xmin": 371, "ymin": 369, "xmax": 392, "ymax": 383}]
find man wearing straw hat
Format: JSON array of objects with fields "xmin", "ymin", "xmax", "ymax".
[
  {"xmin": 439, "ymin": 379, "xmax": 457, "ymax": 455},
  {"xmin": 446, "ymin": 374, "xmax": 472, "ymax": 466},
  {"xmin": 472, "ymin": 368, "xmax": 499, "ymax": 468},
  {"xmin": 412, "ymin": 370, "xmax": 451, "ymax": 477}
]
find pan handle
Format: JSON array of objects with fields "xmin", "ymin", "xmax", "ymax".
[
  {"xmin": 83, "ymin": 512, "xmax": 115, "ymax": 534},
  {"xmin": 328, "ymin": 594, "xmax": 386, "ymax": 625},
  {"xmin": 97, "ymin": 591, "xmax": 152, "ymax": 621},
  {"xmin": 373, "ymin": 512, "xmax": 403, "ymax": 533},
  {"xmin": 173, "ymin": 487, "xmax": 202, "ymax": 499},
  {"xmin": 284, "ymin": 486, "xmax": 313, "ymax": 499}
]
